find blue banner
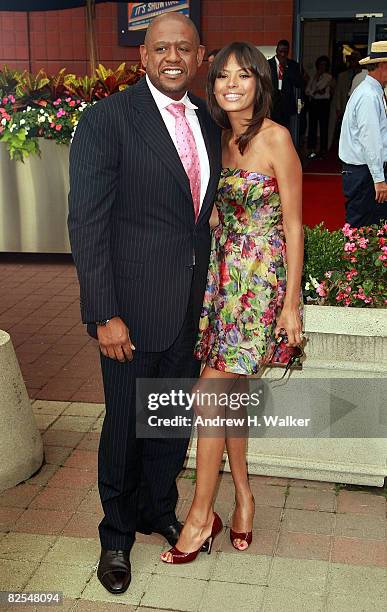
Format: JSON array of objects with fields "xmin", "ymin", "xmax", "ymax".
[{"xmin": 127, "ymin": 1, "xmax": 190, "ymax": 32}]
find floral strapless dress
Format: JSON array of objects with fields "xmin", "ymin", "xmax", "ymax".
[{"xmin": 194, "ymin": 168, "xmax": 290, "ymax": 375}]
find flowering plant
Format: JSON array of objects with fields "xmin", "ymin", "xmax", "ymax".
[
  {"xmin": 0, "ymin": 97, "xmax": 88, "ymax": 161},
  {"xmin": 303, "ymin": 223, "xmax": 345, "ymax": 301},
  {"xmin": 0, "ymin": 63, "xmax": 143, "ymax": 161},
  {"xmin": 315, "ymin": 223, "xmax": 387, "ymax": 308}
]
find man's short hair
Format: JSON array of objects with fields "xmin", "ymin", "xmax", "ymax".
[
  {"xmin": 367, "ymin": 63, "xmax": 380, "ymax": 72},
  {"xmin": 276, "ymin": 39, "xmax": 290, "ymax": 49}
]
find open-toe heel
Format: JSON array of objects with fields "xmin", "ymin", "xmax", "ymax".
[
  {"xmin": 230, "ymin": 528, "xmax": 253, "ymax": 550},
  {"xmin": 161, "ymin": 512, "xmax": 223, "ymax": 564},
  {"xmin": 230, "ymin": 495, "xmax": 255, "ymax": 550}
]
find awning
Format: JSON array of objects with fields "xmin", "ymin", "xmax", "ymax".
[{"xmin": 0, "ymin": 1, "xmax": 126, "ymax": 11}]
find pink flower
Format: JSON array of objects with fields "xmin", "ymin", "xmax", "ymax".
[
  {"xmin": 344, "ymin": 242, "xmax": 357, "ymax": 252},
  {"xmin": 357, "ymin": 237, "xmax": 368, "ymax": 249},
  {"xmin": 345, "ymin": 269, "xmax": 358, "ymax": 281},
  {"xmin": 2, "ymin": 96, "xmax": 8, "ymax": 104},
  {"xmin": 350, "ymin": 256, "xmax": 357, "ymax": 263},
  {"xmin": 55, "ymin": 124, "xmax": 62, "ymax": 131},
  {"xmin": 316, "ymin": 282, "xmax": 327, "ymax": 297},
  {"xmin": 342, "ymin": 223, "xmax": 355, "ymax": 238},
  {"xmin": 379, "ymin": 254, "xmax": 387, "ymax": 261},
  {"xmin": 69, "ymin": 100, "xmax": 75, "ymax": 107},
  {"xmin": 345, "ymin": 286, "xmax": 352, "ymax": 293},
  {"xmin": 65, "ymin": 97, "xmax": 71, "ymax": 102},
  {"xmin": 0, "ymin": 109, "xmax": 11, "ymax": 121},
  {"xmin": 9, "ymin": 95, "xmax": 15, "ymax": 103},
  {"xmin": 50, "ymin": 122, "xmax": 55, "ymax": 127},
  {"xmin": 324, "ymin": 270, "xmax": 332, "ymax": 278}
]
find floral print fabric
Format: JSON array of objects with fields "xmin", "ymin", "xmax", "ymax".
[{"xmin": 194, "ymin": 168, "xmax": 289, "ymax": 375}]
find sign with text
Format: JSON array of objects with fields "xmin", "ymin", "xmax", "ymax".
[{"xmin": 118, "ymin": 1, "xmax": 201, "ymax": 46}]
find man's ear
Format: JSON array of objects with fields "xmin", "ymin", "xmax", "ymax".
[
  {"xmin": 197, "ymin": 45, "xmax": 205, "ymax": 68},
  {"xmin": 140, "ymin": 45, "xmax": 148, "ymax": 68}
]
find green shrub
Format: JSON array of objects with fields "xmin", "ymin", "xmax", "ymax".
[{"xmin": 303, "ymin": 223, "xmax": 345, "ymax": 301}]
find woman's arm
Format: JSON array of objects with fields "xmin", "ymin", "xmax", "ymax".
[
  {"xmin": 271, "ymin": 127, "xmax": 304, "ymax": 346},
  {"xmin": 209, "ymin": 204, "xmax": 220, "ymax": 230}
]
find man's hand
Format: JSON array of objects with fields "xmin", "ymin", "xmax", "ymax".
[
  {"xmin": 374, "ymin": 181, "xmax": 387, "ymax": 203},
  {"xmin": 97, "ymin": 316, "xmax": 135, "ymax": 362}
]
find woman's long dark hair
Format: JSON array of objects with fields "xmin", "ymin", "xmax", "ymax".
[{"xmin": 206, "ymin": 41, "xmax": 272, "ymax": 155}]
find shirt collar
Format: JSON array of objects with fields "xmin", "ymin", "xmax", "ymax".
[
  {"xmin": 365, "ymin": 74, "xmax": 384, "ymax": 93},
  {"xmin": 146, "ymin": 74, "xmax": 198, "ymax": 111}
]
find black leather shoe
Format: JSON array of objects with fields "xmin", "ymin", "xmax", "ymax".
[
  {"xmin": 137, "ymin": 520, "xmax": 209, "ymax": 551},
  {"xmin": 97, "ymin": 549, "xmax": 131, "ymax": 594},
  {"xmin": 154, "ymin": 521, "xmax": 182, "ymax": 547},
  {"xmin": 137, "ymin": 520, "xmax": 182, "ymax": 546}
]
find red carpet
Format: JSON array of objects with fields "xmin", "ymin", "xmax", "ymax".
[
  {"xmin": 302, "ymin": 174, "xmax": 345, "ymax": 231},
  {"xmin": 303, "ymin": 149, "xmax": 342, "ymax": 175}
]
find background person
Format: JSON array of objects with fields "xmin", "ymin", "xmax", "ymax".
[
  {"xmin": 68, "ymin": 13, "xmax": 221, "ymax": 594},
  {"xmin": 339, "ymin": 40, "xmax": 387, "ymax": 227},
  {"xmin": 207, "ymin": 48, "xmax": 220, "ymax": 65},
  {"xmin": 268, "ymin": 39, "xmax": 303, "ymax": 130},
  {"xmin": 328, "ymin": 51, "xmax": 362, "ymax": 150},
  {"xmin": 306, "ymin": 55, "xmax": 333, "ymax": 159}
]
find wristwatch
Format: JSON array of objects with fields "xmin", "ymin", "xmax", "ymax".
[{"xmin": 95, "ymin": 319, "xmax": 111, "ymax": 326}]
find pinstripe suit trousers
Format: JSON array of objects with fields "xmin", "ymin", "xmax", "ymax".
[{"xmin": 98, "ymin": 292, "xmax": 200, "ymax": 550}]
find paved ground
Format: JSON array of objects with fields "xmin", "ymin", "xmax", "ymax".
[
  {"xmin": 0, "ymin": 255, "xmax": 103, "ymax": 402},
  {"xmin": 0, "ymin": 402, "xmax": 385, "ymax": 611},
  {"xmin": 0, "ymin": 255, "xmax": 386, "ymax": 611}
]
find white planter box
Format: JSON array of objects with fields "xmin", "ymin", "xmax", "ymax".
[
  {"xmin": 188, "ymin": 306, "xmax": 387, "ymax": 486},
  {"xmin": 0, "ymin": 141, "xmax": 70, "ymax": 253}
]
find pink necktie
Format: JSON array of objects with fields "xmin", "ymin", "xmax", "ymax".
[{"xmin": 167, "ymin": 103, "xmax": 201, "ymax": 221}]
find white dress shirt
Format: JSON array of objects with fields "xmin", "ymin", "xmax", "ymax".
[
  {"xmin": 146, "ymin": 75, "xmax": 210, "ymax": 209},
  {"xmin": 339, "ymin": 75, "xmax": 387, "ymax": 183},
  {"xmin": 274, "ymin": 56, "xmax": 283, "ymax": 91},
  {"xmin": 306, "ymin": 72, "xmax": 332, "ymax": 99}
]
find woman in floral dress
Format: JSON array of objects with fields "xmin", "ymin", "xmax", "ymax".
[{"xmin": 161, "ymin": 42, "xmax": 303, "ymax": 564}]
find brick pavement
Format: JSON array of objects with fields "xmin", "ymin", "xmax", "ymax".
[
  {"xmin": 0, "ymin": 255, "xmax": 103, "ymax": 402},
  {"xmin": 0, "ymin": 400, "xmax": 385, "ymax": 611}
]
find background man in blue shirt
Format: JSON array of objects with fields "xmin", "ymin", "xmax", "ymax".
[{"xmin": 339, "ymin": 41, "xmax": 387, "ymax": 227}]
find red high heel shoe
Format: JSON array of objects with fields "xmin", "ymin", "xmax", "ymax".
[
  {"xmin": 161, "ymin": 512, "xmax": 223, "ymax": 564},
  {"xmin": 229, "ymin": 528, "xmax": 253, "ymax": 550},
  {"xmin": 230, "ymin": 495, "xmax": 255, "ymax": 550}
]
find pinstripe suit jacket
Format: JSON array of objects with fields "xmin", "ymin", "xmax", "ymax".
[{"xmin": 68, "ymin": 77, "xmax": 222, "ymax": 351}]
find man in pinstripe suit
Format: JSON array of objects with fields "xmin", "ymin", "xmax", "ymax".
[{"xmin": 68, "ymin": 13, "xmax": 221, "ymax": 593}]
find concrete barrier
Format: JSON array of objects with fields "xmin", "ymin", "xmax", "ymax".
[{"xmin": 0, "ymin": 330, "xmax": 43, "ymax": 491}]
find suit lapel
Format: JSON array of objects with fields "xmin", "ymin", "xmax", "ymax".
[
  {"xmin": 192, "ymin": 103, "xmax": 220, "ymax": 223},
  {"xmin": 131, "ymin": 79, "xmax": 192, "ymax": 203}
]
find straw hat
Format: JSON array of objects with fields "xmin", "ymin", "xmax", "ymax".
[{"xmin": 359, "ymin": 40, "xmax": 387, "ymax": 65}]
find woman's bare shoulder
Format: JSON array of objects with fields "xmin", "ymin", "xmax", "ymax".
[{"xmin": 261, "ymin": 119, "xmax": 292, "ymax": 145}]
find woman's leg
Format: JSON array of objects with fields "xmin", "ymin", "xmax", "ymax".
[
  {"xmin": 161, "ymin": 365, "xmax": 237, "ymax": 561},
  {"xmin": 225, "ymin": 377, "xmax": 255, "ymax": 550}
]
